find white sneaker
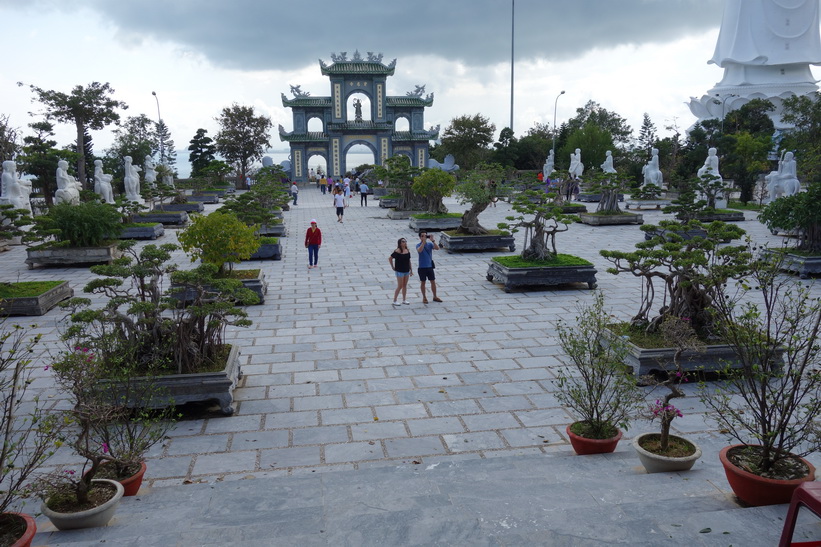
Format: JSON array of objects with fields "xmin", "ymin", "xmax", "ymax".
[
  {"xmin": 392, "ymin": 301, "xmax": 400, "ymax": 306},
  {"xmin": 402, "ymin": 300, "xmax": 410, "ymax": 305}
]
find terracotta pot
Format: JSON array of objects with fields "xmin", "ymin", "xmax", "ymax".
[
  {"xmin": 1, "ymin": 512, "xmax": 37, "ymax": 547},
  {"xmin": 719, "ymin": 445, "xmax": 816, "ymax": 506},
  {"xmin": 633, "ymin": 433, "xmax": 702, "ymax": 473},
  {"xmin": 41, "ymin": 479, "xmax": 124, "ymax": 530},
  {"xmin": 83, "ymin": 461, "xmax": 146, "ymax": 496},
  {"xmin": 566, "ymin": 423, "xmax": 622, "ymax": 455}
]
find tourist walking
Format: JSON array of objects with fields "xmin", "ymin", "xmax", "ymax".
[
  {"xmin": 291, "ymin": 182, "xmax": 299, "ymax": 205},
  {"xmin": 305, "ymin": 219, "xmax": 322, "ymax": 269},
  {"xmin": 333, "ymin": 188, "xmax": 345, "ymax": 222},
  {"xmin": 360, "ymin": 181, "xmax": 369, "ymax": 206},
  {"xmin": 343, "ymin": 181, "xmax": 351, "ymax": 207},
  {"xmin": 416, "ymin": 231, "xmax": 442, "ymax": 303},
  {"xmin": 389, "ymin": 237, "xmax": 413, "ymax": 306},
  {"xmin": 320, "ymin": 175, "xmax": 327, "ymax": 194}
]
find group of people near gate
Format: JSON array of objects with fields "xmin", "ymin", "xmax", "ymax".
[{"xmin": 304, "ymin": 219, "xmax": 443, "ymax": 305}]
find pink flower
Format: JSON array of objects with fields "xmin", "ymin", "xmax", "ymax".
[{"xmin": 101, "ymin": 442, "xmax": 109, "ymax": 454}]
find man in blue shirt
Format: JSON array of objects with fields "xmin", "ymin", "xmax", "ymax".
[{"xmin": 416, "ymin": 231, "xmax": 442, "ymax": 303}]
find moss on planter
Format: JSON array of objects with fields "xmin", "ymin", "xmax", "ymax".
[
  {"xmin": 411, "ymin": 213, "xmax": 462, "ymax": 219},
  {"xmin": 0, "ymin": 280, "xmax": 64, "ymax": 298},
  {"xmin": 492, "ymin": 254, "xmax": 592, "ymax": 268}
]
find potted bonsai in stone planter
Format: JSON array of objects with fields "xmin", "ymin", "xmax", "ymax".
[
  {"xmin": 600, "ymin": 220, "xmax": 751, "ymax": 376},
  {"xmin": 758, "ymin": 181, "xmax": 821, "ymax": 278},
  {"xmin": 219, "ymin": 173, "xmax": 289, "ymax": 238},
  {"xmin": 0, "ymin": 325, "xmax": 61, "ymax": 546},
  {"xmin": 700, "ymin": 251, "xmax": 821, "ymax": 506},
  {"xmin": 62, "ymin": 241, "xmax": 254, "ymax": 415},
  {"xmin": 555, "ymin": 292, "xmax": 644, "ymax": 455},
  {"xmin": 625, "ymin": 183, "xmax": 671, "ymax": 210},
  {"xmin": 632, "ymin": 317, "xmax": 703, "ymax": 473},
  {"xmin": 578, "ymin": 172, "xmax": 643, "ymax": 226},
  {"xmin": 487, "ymin": 175, "xmax": 596, "ymax": 292},
  {"xmin": 407, "ymin": 167, "xmax": 459, "ymax": 232},
  {"xmin": 177, "ymin": 211, "xmax": 267, "ymax": 304},
  {"xmin": 372, "ymin": 155, "xmax": 424, "ymax": 219},
  {"xmin": 440, "ymin": 163, "xmax": 516, "ymax": 253},
  {"xmin": 23, "ymin": 201, "xmax": 123, "ymax": 268}
]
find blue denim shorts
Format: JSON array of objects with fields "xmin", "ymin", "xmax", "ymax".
[{"xmin": 395, "ymin": 271, "xmax": 410, "ymax": 278}]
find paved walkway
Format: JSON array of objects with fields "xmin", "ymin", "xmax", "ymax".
[{"xmin": 4, "ymin": 186, "xmax": 820, "ymax": 545}]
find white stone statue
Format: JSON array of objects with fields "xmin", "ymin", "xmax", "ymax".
[
  {"xmin": 55, "ymin": 160, "xmax": 81, "ymax": 205},
  {"xmin": 600, "ymin": 150, "xmax": 616, "ymax": 174},
  {"xmin": 93, "ymin": 159, "xmax": 115, "ymax": 204},
  {"xmin": 143, "ymin": 155, "xmax": 157, "ymax": 187},
  {"xmin": 0, "ymin": 161, "xmax": 33, "ymax": 214},
  {"xmin": 162, "ymin": 172, "xmax": 174, "ymax": 188},
  {"xmin": 642, "ymin": 148, "xmax": 663, "ymax": 187},
  {"xmin": 123, "ymin": 156, "xmax": 143, "ymax": 203},
  {"xmin": 689, "ymin": 0, "xmax": 821, "ymax": 128},
  {"xmin": 543, "ymin": 150, "xmax": 555, "ymax": 176},
  {"xmin": 568, "ymin": 148, "xmax": 584, "ymax": 179},
  {"xmin": 766, "ymin": 151, "xmax": 801, "ymax": 201},
  {"xmin": 698, "ymin": 147, "xmax": 723, "ymax": 182}
]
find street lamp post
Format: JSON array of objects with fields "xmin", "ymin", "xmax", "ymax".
[
  {"xmin": 151, "ymin": 91, "xmax": 164, "ymax": 164},
  {"xmin": 715, "ymin": 93, "xmax": 737, "ymax": 133},
  {"xmin": 510, "ymin": 0, "xmax": 515, "ymax": 132},
  {"xmin": 552, "ymin": 90, "xmax": 565, "ymax": 160}
]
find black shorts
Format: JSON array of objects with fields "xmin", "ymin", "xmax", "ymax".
[
  {"xmin": 417, "ymin": 267, "xmax": 435, "ymax": 282},
  {"xmin": 336, "ymin": 206, "xmax": 344, "ymax": 216}
]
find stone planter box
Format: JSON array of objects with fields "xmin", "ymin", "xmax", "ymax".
[
  {"xmin": 0, "ymin": 281, "xmax": 73, "ymax": 316},
  {"xmin": 248, "ymin": 243, "xmax": 282, "ymax": 261},
  {"xmin": 189, "ymin": 194, "xmax": 220, "ymax": 204},
  {"xmin": 561, "ymin": 204, "xmax": 588, "ymax": 214},
  {"xmin": 373, "ymin": 187, "xmax": 389, "ymax": 197},
  {"xmin": 98, "ymin": 344, "xmax": 242, "ymax": 416},
  {"xmin": 439, "ymin": 232, "xmax": 515, "ymax": 253},
  {"xmin": 25, "ymin": 244, "xmax": 123, "ymax": 269},
  {"xmin": 379, "ymin": 198, "xmax": 400, "ymax": 208},
  {"xmin": 171, "ymin": 269, "xmax": 268, "ymax": 305},
  {"xmin": 259, "ymin": 223, "xmax": 286, "ymax": 237},
  {"xmin": 579, "ymin": 212, "xmax": 643, "ymax": 226},
  {"xmin": 762, "ymin": 249, "xmax": 821, "ymax": 279},
  {"xmin": 577, "ymin": 193, "xmax": 623, "ymax": 203},
  {"xmin": 625, "ymin": 199, "xmax": 672, "ymax": 210},
  {"xmin": 387, "ymin": 209, "xmax": 423, "ymax": 220},
  {"xmin": 696, "ymin": 211, "xmax": 745, "ymax": 222},
  {"xmin": 118, "ymin": 223, "xmax": 164, "ymax": 240},
  {"xmin": 601, "ymin": 328, "xmax": 761, "ymax": 377},
  {"xmin": 137, "ymin": 211, "xmax": 189, "ymax": 225},
  {"xmin": 154, "ymin": 203, "xmax": 205, "ymax": 214},
  {"xmin": 409, "ymin": 216, "xmax": 462, "ymax": 232},
  {"xmin": 486, "ymin": 260, "xmax": 597, "ymax": 292}
]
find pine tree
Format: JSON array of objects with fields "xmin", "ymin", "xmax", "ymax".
[
  {"xmin": 75, "ymin": 129, "xmax": 94, "ymax": 184},
  {"xmin": 638, "ymin": 113, "xmax": 657, "ymax": 153},
  {"xmin": 188, "ymin": 128, "xmax": 217, "ymax": 178},
  {"xmin": 156, "ymin": 119, "xmax": 176, "ymax": 168}
]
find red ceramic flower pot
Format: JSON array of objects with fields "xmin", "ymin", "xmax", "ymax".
[
  {"xmin": 719, "ymin": 445, "xmax": 816, "ymax": 506},
  {"xmin": 2, "ymin": 512, "xmax": 37, "ymax": 547},
  {"xmin": 566, "ymin": 424, "xmax": 622, "ymax": 455},
  {"xmin": 83, "ymin": 461, "xmax": 147, "ymax": 496}
]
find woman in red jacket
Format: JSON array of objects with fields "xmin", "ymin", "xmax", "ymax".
[{"xmin": 305, "ymin": 219, "xmax": 322, "ymax": 269}]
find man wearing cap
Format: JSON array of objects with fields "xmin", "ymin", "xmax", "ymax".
[{"xmin": 305, "ymin": 220, "xmax": 322, "ymax": 269}]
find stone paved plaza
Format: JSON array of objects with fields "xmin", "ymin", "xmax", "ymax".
[{"xmin": 6, "ymin": 186, "xmax": 821, "ymax": 545}]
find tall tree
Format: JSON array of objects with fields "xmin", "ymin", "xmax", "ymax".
[
  {"xmin": 0, "ymin": 114, "xmax": 21, "ymax": 164},
  {"xmin": 566, "ymin": 100, "xmax": 632, "ymax": 146},
  {"xmin": 214, "ymin": 104, "xmax": 272, "ymax": 188},
  {"xmin": 780, "ymin": 93, "xmax": 821, "ymax": 183},
  {"xmin": 104, "ymin": 114, "xmax": 158, "ymax": 182},
  {"xmin": 637, "ymin": 113, "xmax": 657, "ymax": 153},
  {"xmin": 18, "ymin": 121, "xmax": 61, "ymax": 204},
  {"xmin": 76, "ymin": 129, "xmax": 94, "ymax": 185},
  {"xmin": 435, "ymin": 114, "xmax": 495, "ymax": 171},
  {"xmin": 155, "ymin": 120, "xmax": 176, "ymax": 168},
  {"xmin": 560, "ymin": 121, "xmax": 614, "ymax": 172},
  {"xmin": 21, "ymin": 81, "xmax": 127, "ymax": 189},
  {"xmin": 188, "ymin": 128, "xmax": 217, "ymax": 178}
]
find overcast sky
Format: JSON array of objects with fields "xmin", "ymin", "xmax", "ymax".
[{"xmin": 4, "ymin": 0, "xmax": 809, "ymax": 177}]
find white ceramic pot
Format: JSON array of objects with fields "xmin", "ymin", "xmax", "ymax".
[
  {"xmin": 633, "ymin": 432, "xmax": 702, "ymax": 473},
  {"xmin": 41, "ymin": 479, "xmax": 124, "ymax": 530}
]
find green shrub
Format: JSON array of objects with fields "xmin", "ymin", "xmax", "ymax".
[
  {"xmin": 178, "ymin": 211, "xmax": 260, "ymax": 274},
  {"xmin": 25, "ymin": 202, "xmax": 121, "ymax": 248}
]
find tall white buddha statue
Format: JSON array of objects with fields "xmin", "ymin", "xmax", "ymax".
[{"xmin": 689, "ymin": 0, "xmax": 821, "ymax": 128}]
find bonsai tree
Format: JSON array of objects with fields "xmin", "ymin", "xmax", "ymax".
[
  {"xmin": 0, "ymin": 204, "xmax": 33, "ymax": 245},
  {"xmin": 177, "ymin": 211, "xmax": 260, "ymax": 275},
  {"xmin": 700, "ymin": 251, "xmax": 821, "ymax": 499},
  {"xmin": 759, "ymin": 181, "xmax": 821, "ymax": 252},
  {"xmin": 411, "ymin": 167, "xmax": 456, "ymax": 214},
  {"xmin": 586, "ymin": 171, "xmax": 631, "ymax": 214},
  {"xmin": 632, "ymin": 183, "xmax": 664, "ymax": 201},
  {"xmin": 199, "ymin": 160, "xmax": 233, "ymax": 189},
  {"xmin": 220, "ymin": 169, "xmax": 289, "ymax": 227},
  {"xmin": 23, "ymin": 201, "xmax": 122, "ymax": 248},
  {"xmin": 452, "ymin": 162, "xmax": 507, "ymax": 235},
  {"xmin": 600, "ymin": 221, "xmax": 750, "ymax": 336},
  {"xmin": 555, "ymin": 292, "xmax": 644, "ymax": 440},
  {"xmin": 371, "ymin": 155, "xmax": 421, "ymax": 210},
  {"xmin": 0, "ymin": 325, "xmax": 60, "ymax": 541},
  {"xmin": 498, "ymin": 174, "xmax": 579, "ymax": 261}
]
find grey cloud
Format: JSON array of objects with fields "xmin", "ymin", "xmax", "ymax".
[{"xmin": 71, "ymin": 0, "xmax": 722, "ymax": 70}]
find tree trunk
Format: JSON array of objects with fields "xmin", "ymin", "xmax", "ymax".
[
  {"xmin": 456, "ymin": 202, "xmax": 490, "ymax": 235},
  {"xmin": 75, "ymin": 120, "xmax": 87, "ymax": 191}
]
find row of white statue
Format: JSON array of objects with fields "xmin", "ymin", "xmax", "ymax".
[
  {"xmin": 0, "ymin": 155, "xmax": 169, "ymax": 214},
  {"xmin": 541, "ymin": 146, "xmax": 801, "ymax": 202}
]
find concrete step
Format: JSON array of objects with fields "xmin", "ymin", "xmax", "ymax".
[{"xmin": 32, "ymin": 437, "xmax": 819, "ymax": 546}]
